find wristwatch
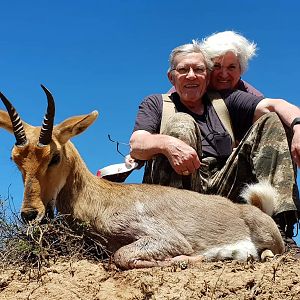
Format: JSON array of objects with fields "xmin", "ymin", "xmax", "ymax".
[{"xmin": 291, "ymin": 117, "xmax": 300, "ymax": 129}]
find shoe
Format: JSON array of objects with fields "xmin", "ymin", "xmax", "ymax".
[
  {"xmin": 276, "ymin": 223, "xmax": 300, "ymax": 255},
  {"xmin": 273, "ymin": 212, "xmax": 300, "ymax": 254},
  {"xmin": 283, "ymin": 235, "xmax": 300, "ymax": 252}
]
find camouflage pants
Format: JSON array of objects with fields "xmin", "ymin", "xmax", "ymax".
[{"xmin": 143, "ymin": 112, "xmax": 300, "ymax": 220}]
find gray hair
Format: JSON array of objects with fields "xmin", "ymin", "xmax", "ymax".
[
  {"xmin": 168, "ymin": 40, "xmax": 213, "ymax": 72},
  {"xmin": 201, "ymin": 31, "xmax": 257, "ymax": 74}
]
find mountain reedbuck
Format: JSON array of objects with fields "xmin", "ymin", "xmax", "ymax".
[{"xmin": 0, "ymin": 85, "xmax": 284, "ymax": 269}]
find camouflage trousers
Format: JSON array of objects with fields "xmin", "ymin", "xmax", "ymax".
[{"xmin": 143, "ymin": 112, "xmax": 300, "ymax": 222}]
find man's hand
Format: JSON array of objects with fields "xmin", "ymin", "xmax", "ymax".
[
  {"xmin": 164, "ymin": 137, "xmax": 201, "ymax": 175},
  {"xmin": 130, "ymin": 130, "xmax": 201, "ymax": 175}
]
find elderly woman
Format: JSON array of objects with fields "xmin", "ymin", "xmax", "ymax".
[{"xmin": 201, "ymin": 30, "xmax": 263, "ymax": 96}]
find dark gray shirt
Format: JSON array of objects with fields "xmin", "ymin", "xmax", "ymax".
[{"xmin": 133, "ymin": 91, "xmax": 264, "ymax": 159}]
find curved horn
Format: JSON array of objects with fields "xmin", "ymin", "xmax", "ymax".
[
  {"xmin": 0, "ymin": 92, "xmax": 27, "ymax": 146},
  {"xmin": 38, "ymin": 85, "xmax": 55, "ymax": 146}
]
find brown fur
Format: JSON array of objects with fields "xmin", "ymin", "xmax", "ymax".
[{"xmin": 0, "ymin": 108, "xmax": 285, "ymax": 270}]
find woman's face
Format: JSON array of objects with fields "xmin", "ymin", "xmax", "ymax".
[{"xmin": 209, "ymin": 51, "xmax": 242, "ymax": 91}]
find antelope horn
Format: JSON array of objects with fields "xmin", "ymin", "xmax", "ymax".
[
  {"xmin": 38, "ymin": 85, "xmax": 55, "ymax": 146},
  {"xmin": 0, "ymin": 92, "xmax": 27, "ymax": 146}
]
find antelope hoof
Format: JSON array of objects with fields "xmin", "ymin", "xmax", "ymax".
[{"xmin": 261, "ymin": 249, "xmax": 274, "ymax": 261}]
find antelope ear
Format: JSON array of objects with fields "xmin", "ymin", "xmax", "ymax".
[
  {"xmin": 0, "ymin": 110, "xmax": 14, "ymax": 133},
  {"xmin": 0, "ymin": 109, "xmax": 31, "ymax": 136},
  {"xmin": 55, "ymin": 111, "xmax": 99, "ymax": 144}
]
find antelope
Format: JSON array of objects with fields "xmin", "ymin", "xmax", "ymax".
[{"xmin": 0, "ymin": 85, "xmax": 284, "ymax": 270}]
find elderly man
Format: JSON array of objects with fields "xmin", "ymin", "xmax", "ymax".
[{"xmin": 129, "ymin": 41, "xmax": 300, "ymax": 248}]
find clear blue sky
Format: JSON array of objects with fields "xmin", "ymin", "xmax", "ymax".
[{"xmin": 1, "ymin": 0, "xmax": 300, "ymax": 244}]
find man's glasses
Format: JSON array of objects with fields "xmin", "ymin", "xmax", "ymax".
[{"xmin": 172, "ymin": 65, "xmax": 207, "ymax": 76}]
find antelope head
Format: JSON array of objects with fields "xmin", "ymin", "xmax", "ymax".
[{"xmin": 0, "ymin": 85, "xmax": 98, "ymax": 223}]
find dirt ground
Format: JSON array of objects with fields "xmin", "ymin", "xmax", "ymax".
[{"xmin": 1, "ymin": 252, "xmax": 300, "ymax": 300}]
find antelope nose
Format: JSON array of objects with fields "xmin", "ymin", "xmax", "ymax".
[{"xmin": 21, "ymin": 210, "xmax": 38, "ymax": 222}]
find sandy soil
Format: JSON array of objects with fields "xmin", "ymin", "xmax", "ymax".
[{"xmin": 1, "ymin": 252, "xmax": 300, "ymax": 300}]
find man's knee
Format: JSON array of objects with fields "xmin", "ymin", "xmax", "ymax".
[
  {"xmin": 257, "ymin": 111, "xmax": 280, "ymax": 122},
  {"xmin": 162, "ymin": 112, "xmax": 200, "ymax": 147}
]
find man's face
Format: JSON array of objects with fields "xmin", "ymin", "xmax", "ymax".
[
  {"xmin": 209, "ymin": 51, "xmax": 241, "ymax": 91},
  {"xmin": 168, "ymin": 52, "xmax": 209, "ymax": 105}
]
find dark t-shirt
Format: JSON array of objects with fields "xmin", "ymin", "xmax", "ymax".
[
  {"xmin": 133, "ymin": 91, "xmax": 264, "ymax": 159},
  {"xmin": 235, "ymin": 79, "xmax": 264, "ymax": 97}
]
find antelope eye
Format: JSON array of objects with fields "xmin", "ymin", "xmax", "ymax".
[{"xmin": 49, "ymin": 153, "xmax": 61, "ymax": 166}]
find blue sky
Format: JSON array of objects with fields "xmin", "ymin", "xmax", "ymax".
[{"xmin": 1, "ymin": 0, "xmax": 300, "ymax": 244}]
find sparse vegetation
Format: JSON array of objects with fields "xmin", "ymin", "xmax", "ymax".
[{"xmin": 0, "ymin": 195, "xmax": 109, "ymax": 274}]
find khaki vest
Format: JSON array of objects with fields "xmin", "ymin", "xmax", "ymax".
[{"xmin": 160, "ymin": 92, "xmax": 235, "ymax": 146}]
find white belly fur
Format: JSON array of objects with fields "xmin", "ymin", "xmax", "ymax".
[{"xmin": 202, "ymin": 238, "xmax": 258, "ymax": 261}]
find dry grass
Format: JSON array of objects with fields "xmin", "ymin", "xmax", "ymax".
[{"xmin": 0, "ymin": 195, "xmax": 109, "ymax": 275}]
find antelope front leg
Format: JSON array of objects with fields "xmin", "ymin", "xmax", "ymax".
[{"xmin": 113, "ymin": 235, "xmax": 194, "ymax": 270}]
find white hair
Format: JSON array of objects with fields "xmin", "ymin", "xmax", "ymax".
[
  {"xmin": 201, "ymin": 31, "xmax": 257, "ymax": 74},
  {"xmin": 168, "ymin": 40, "xmax": 213, "ymax": 72}
]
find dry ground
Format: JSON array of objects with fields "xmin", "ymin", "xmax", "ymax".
[
  {"xmin": 0, "ymin": 205, "xmax": 299, "ymax": 300},
  {"xmin": 1, "ymin": 252, "xmax": 300, "ymax": 300}
]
